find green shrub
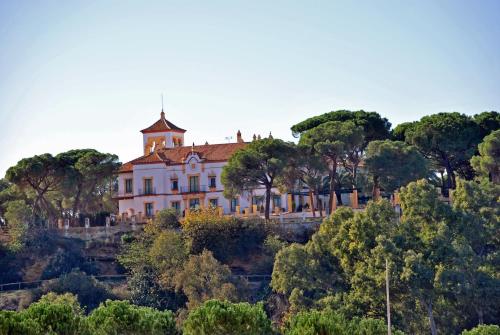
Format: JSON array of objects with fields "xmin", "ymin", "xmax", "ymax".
[
  {"xmin": 0, "ymin": 309, "xmax": 44, "ymax": 335},
  {"xmin": 462, "ymin": 325, "xmax": 500, "ymax": 335},
  {"xmin": 151, "ymin": 208, "xmax": 180, "ymax": 230},
  {"xmin": 285, "ymin": 309, "xmax": 404, "ymax": 335},
  {"xmin": 173, "ymin": 250, "xmax": 244, "ymax": 310},
  {"xmin": 128, "ymin": 266, "xmax": 186, "ymax": 311},
  {"xmin": 182, "ymin": 208, "xmax": 267, "ymax": 262},
  {"xmin": 183, "ymin": 299, "xmax": 273, "ymax": 335},
  {"xmin": 4, "ymin": 200, "xmax": 30, "ymax": 251},
  {"xmin": 37, "ymin": 270, "xmax": 114, "ymax": 312},
  {"xmin": 41, "ymin": 245, "xmax": 97, "ymax": 280},
  {"xmin": 86, "ymin": 300, "xmax": 177, "ymax": 335},
  {"xmin": 19, "ymin": 293, "xmax": 85, "ymax": 335},
  {"xmin": 254, "ymin": 235, "xmax": 288, "ymax": 273},
  {"xmin": 120, "ymin": 232, "xmax": 135, "ymax": 244}
]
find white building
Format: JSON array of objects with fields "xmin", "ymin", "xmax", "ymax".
[{"xmin": 116, "ymin": 110, "xmax": 289, "ymax": 220}]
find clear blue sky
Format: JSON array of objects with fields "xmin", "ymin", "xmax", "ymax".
[{"xmin": 1, "ymin": 0, "xmax": 499, "ymax": 177}]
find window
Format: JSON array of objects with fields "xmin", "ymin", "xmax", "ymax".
[
  {"xmin": 209, "ymin": 198, "xmax": 218, "ymax": 208},
  {"xmin": 144, "ymin": 178, "xmax": 153, "ymax": 195},
  {"xmin": 125, "ymin": 179, "xmax": 133, "ymax": 193},
  {"xmin": 189, "ymin": 176, "xmax": 199, "ymax": 192},
  {"xmin": 273, "ymin": 195, "xmax": 282, "ymax": 208},
  {"xmin": 231, "ymin": 197, "xmax": 239, "ymax": 212},
  {"xmin": 209, "ymin": 176, "xmax": 216, "ymax": 188},
  {"xmin": 173, "ymin": 137, "xmax": 183, "ymax": 147},
  {"xmin": 171, "ymin": 179, "xmax": 178, "ymax": 191},
  {"xmin": 145, "ymin": 203, "xmax": 154, "ymax": 217},
  {"xmin": 189, "ymin": 198, "xmax": 200, "ymax": 209},
  {"xmin": 252, "ymin": 196, "xmax": 264, "ymax": 206},
  {"xmin": 171, "ymin": 201, "xmax": 180, "ymax": 213}
]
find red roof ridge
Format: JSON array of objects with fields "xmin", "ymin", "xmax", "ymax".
[
  {"xmin": 140, "ymin": 112, "xmax": 186, "ymax": 133},
  {"xmin": 119, "ymin": 142, "xmax": 247, "ymax": 173}
]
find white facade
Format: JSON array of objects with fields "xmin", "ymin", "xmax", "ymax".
[{"xmin": 116, "ymin": 112, "xmax": 288, "ymax": 220}]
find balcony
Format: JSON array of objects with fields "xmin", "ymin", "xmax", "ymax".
[
  {"xmin": 179, "ymin": 185, "xmax": 207, "ymax": 193},
  {"xmin": 113, "ymin": 191, "xmax": 134, "ymax": 199},
  {"xmin": 138, "ymin": 187, "xmax": 157, "ymax": 196}
]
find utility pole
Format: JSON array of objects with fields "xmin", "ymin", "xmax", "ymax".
[{"xmin": 386, "ymin": 258, "xmax": 392, "ymax": 335}]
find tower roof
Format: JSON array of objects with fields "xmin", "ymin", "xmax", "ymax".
[{"xmin": 140, "ymin": 111, "xmax": 186, "ymax": 134}]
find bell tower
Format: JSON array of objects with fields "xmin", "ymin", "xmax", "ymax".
[{"xmin": 140, "ymin": 110, "xmax": 186, "ymax": 155}]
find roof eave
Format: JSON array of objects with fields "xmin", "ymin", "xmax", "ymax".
[{"xmin": 140, "ymin": 128, "xmax": 186, "ymax": 134}]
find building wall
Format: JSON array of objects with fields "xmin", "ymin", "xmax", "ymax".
[{"xmin": 117, "ymin": 156, "xmax": 288, "ymax": 218}]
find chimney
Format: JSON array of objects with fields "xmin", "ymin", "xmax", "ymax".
[{"xmin": 237, "ymin": 130, "xmax": 243, "ymax": 143}]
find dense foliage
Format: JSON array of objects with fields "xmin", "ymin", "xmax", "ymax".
[
  {"xmin": 3, "ymin": 149, "xmax": 119, "ymax": 228},
  {"xmin": 290, "ymin": 110, "xmax": 391, "ymax": 144},
  {"xmin": 182, "ymin": 208, "xmax": 267, "ymax": 262},
  {"xmin": 0, "ymin": 294, "xmax": 177, "ymax": 335},
  {"xmin": 86, "ymin": 300, "xmax": 177, "ymax": 335},
  {"xmin": 271, "ymin": 177, "xmax": 499, "ymax": 334},
  {"xmin": 222, "ymin": 137, "xmax": 295, "ymax": 218},
  {"xmin": 365, "ymin": 140, "xmax": 428, "ymax": 194},
  {"xmin": 35, "ymin": 271, "xmax": 115, "ymax": 312},
  {"xmin": 1, "ymin": 110, "xmax": 498, "ymax": 334},
  {"xmin": 471, "ymin": 129, "xmax": 500, "ymax": 183},
  {"xmin": 284, "ymin": 309, "xmax": 403, "ymax": 335},
  {"xmin": 183, "ymin": 300, "xmax": 273, "ymax": 335},
  {"xmin": 462, "ymin": 325, "xmax": 500, "ymax": 335},
  {"xmin": 118, "ymin": 209, "xmax": 252, "ymax": 312}
]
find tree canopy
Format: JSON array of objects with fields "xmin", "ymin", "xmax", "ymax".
[
  {"xmin": 6, "ymin": 154, "xmax": 64, "ymax": 224},
  {"xmin": 271, "ymin": 176, "xmax": 499, "ymax": 334},
  {"xmin": 474, "ymin": 111, "xmax": 500, "ymax": 138},
  {"xmin": 222, "ymin": 137, "xmax": 294, "ymax": 219},
  {"xmin": 365, "ymin": 140, "xmax": 428, "ymax": 193},
  {"xmin": 299, "ymin": 120, "xmax": 364, "ymax": 209},
  {"xmin": 471, "ymin": 129, "xmax": 500, "ymax": 183},
  {"xmin": 291, "ymin": 110, "xmax": 391, "ymax": 145},
  {"xmin": 183, "ymin": 300, "xmax": 273, "ymax": 335},
  {"xmin": 86, "ymin": 300, "xmax": 177, "ymax": 335},
  {"xmin": 404, "ymin": 112, "xmax": 482, "ymax": 189},
  {"xmin": 4, "ymin": 149, "xmax": 120, "ymax": 226},
  {"xmin": 284, "ymin": 309, "xmax": 404, "ymax": 335}
]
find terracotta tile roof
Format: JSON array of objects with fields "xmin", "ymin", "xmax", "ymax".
[
  {"xmin": 120, "ymin": 162, "xmax": 134, "ymax": 173},
  {"xmin": 140, "ymin": 112, "xmax": 186, "ymax": 133},
  {"xmin": 119, "ymin": 142, "xmax": 247, "ymax": 172}
]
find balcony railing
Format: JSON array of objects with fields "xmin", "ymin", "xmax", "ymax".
[
  {"xmin": 138, "ymin": 187, "xmax": 157, "ymax": 196},
  {"xmin": 180, "ymin": 185, "xmax": 208, "ymax": 193},
  {"xmin": 113, "ymin": 191, "xmax": 134, "ymax": 198}
]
